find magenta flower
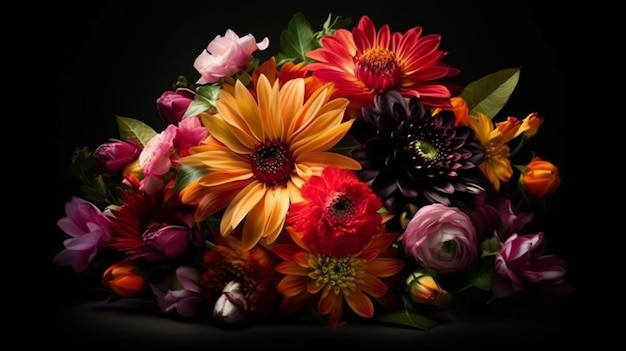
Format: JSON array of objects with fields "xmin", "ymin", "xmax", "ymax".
[
  {"xmin": 402, "ymin": 203, "xmax": 479, "ymax": 274},
  {"xmin": 140, "ymin": 225, "xmax": 191, "ymax": 262},
  {"xmin": 93, "ymin": 138, "xmax": 142, "ymax": 173},
  {"xmin": 494, "ymin": 232, "xmax": 572, "ymax": 297},
  {"xmin": 156, "ymin": 88, "xmax": 196, "ymax": 125},
  {"xmin": 150, "ymin": 265, "xmax": 203, "ymax": 318},
  {"xmin": 194, "ymin": 29, "xmax": 269, "ymax": 84},
  {"xmin": 53, "ymin": 197, "xmax": 112, "ymax": 272}
]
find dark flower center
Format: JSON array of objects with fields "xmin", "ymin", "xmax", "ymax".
[
  {"xmin": 250, "ymin": 140, "xmax": 295, "ymax": 186},
  {"xmin": 327, "ymin": 193, "xmax": 355, "ymax": 223},
  {"xmin": 355, "ymin": 48, "xmax": 401, "ymax": 92}
]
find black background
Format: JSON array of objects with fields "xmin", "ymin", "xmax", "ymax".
[{"xmin": 13, "ymin": 0, "xmax": 603, "ymax": 347}]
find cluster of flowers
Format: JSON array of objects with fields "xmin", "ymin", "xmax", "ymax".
[{"xmin": 54, "ymin": 13, "xmax": 573, "ymax": 329}]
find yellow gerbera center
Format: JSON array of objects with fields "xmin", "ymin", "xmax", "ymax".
[
  {"xmin": 355, "ymin": 47, "xmax": 401, "ymax": 92},
  {"xmin": 310, "ymin": 255, "xmax": 360, "ymax": 295},
  {"xmin": 250, "ymin": 140, "xmax": 295, "ymax": 186}
]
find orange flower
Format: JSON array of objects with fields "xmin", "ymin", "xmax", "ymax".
[
  {"xmin": 517, "ymin": 112, "xmax": 543, "ymax": 138},
  {"xmin": 521, "ymin": 156, "xmax": 561, "ymax": 197},
  {"xmin": 179, "ymin": 75, "xmax": 361, "ymax": 250},
  {"xmin": 272, "ymin": 229, "xmax": 404, "ymax": 328},
  {"xmin": 433, "ymin": 96, "xmax": 470, "ymax": 127},
  {"xmin": 102, "ymin": 262, "xmax": 146, "ymax": 297},
  {"xmin": 305, "ymin": 15, "xmax": 459, "ymax": 114}
]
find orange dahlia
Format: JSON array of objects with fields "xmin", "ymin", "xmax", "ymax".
[
  {"xmin": 305, "ymin": 15, "xmax": 460, "ymax": 114},
  {"xmin": 272, "ymin": 229, "xmax": 404, "ymax": 328},
  {"xmin": 179, "ymin": 75, "xmax": 361, "ymax": 250}
]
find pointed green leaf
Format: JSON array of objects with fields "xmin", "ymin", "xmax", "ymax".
[
  {"xmin": 461, "ymin": 67, "xmax": 521, "ymax": 118},
  {"xmin": 275, "ymin": 12, "xmax": 318, "ymax": 65},
  {"xmin": 172, "ymin": 165, "xmax": 209, "ymax": 192},
  {"xmin": 116, "ymin": 116, "xmax": 157, "ymax": 146},
  {"xmin": 318, "ymin": 14, "xmax": 351, "ymax": 38},
  {"xmin": 376, "ymin": 310, "xmax": 439, "ymax": 330},
  {"xmin": 183, "ymin": 83, "xmax": 221, "ymax": 118}
]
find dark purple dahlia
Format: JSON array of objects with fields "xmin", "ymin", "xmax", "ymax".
[{"xmin": 350, "ymin": 91, "xmax": 486, "ymax": 213}]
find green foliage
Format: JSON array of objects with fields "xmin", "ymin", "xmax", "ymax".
[
  {"xmin": 466, "ymin": 259, "xmax": 495, "ymax": 291},
  {"xmin": 184, "ymin": 84, "xmax": 221, "ymax": 119},
  {"xmin": 376, "ymin": 309, "xmax": 439, "ymax": 330},
  {"xmin": 460, "ymin": 67, "xmax": 521, "ymax": 118},
  {"xmin": 172, "ymin": 165, "xmax": 208, "ymax": 192},
  {"xmin": 275, "ymin": 12, "xmax": 351, "ymax": 66},
  {"xmin": 116, "ymin": 116, "xmax": 157, "ymax": 146}
]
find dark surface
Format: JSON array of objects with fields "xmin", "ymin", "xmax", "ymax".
[{"xmin": 13, "ymin": 1, "xmax": 600, "ymax": 348}]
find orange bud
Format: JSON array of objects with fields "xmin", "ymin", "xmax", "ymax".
[
  {"xmin": 521, "ymin": 156, "xmax": 561, "ymax": 197},
  {"xmin": 405, "ymin": 271, "xmax": 452, "ymax": 307},
  {"xmin": 102, "ymin": 262, "xmax": 146, "ymax": 297},
  {"xmin": 518, "ymin": 112, "xmax": 543, "ymax": 138}
]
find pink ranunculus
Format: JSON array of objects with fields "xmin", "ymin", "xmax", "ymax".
[
  {"xmin": 156, "ymin": 88, "xmax": 196, "ymax": 125},
  {"xmin": 493, "ymin": 232, "xmax": 571, "ymax": 297},
  {"xmin": 402, "ymin": 203, "xmax": 479, "ymax": 274},
  {"xmin": 138, "ymin": 124, "xmax": 177, "ymax": 195},
  {"xmin": 150, "ymin": 265, "xmax": 203, "ymax": 318},
  {"xmin": 93, "ymin": 138, "xmax": 142, "ymax": 173},
  {"xmin": 53, "ymin": 197, "xmax": 113, "ymax": 272},
  {"xmin": 194, "ymin": 29, "xmax": 269, "ymax": 85}
]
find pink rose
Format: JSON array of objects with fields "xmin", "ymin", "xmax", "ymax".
[
  {"xmin": 402, "ymin": 203, "xmax": 479, "ymax": 274},
  {"xmin": 156, "ymin": 88, "xmax": 196, "ymax": 125},
  {"xmin": 194, "ymin": 29, "xmax": 269, "ymax": 84}
]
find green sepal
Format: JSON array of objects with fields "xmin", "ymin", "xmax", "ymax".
[
  {"xmin": 116, "ymin": 116, "xmax": 157, "ymax": 147},
  {"xmin": 316, "ymin": 13, "xmax": 351, "ymax": 39},
  {"xmin": 172, "ymin": 165, "xmax": 208, "ymax": 192},
  {"xmin": 481, "ymin": 236, "xmax": 501, "ymax": 256},
  {"xmin": 275, "ymin": 12, "xmax": 318, "ymax": 66},
  {"xmin": 460, "ymin": 67, "xmax": 521, "ymax": 118}
]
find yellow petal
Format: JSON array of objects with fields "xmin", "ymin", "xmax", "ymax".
[
  {"xmin": 257, "ymin": 75, "xmax": 283, "ymax": 140},
  {"xmin": 261, "ymin": 186, "xmax": 290, "ymax": 244},
  {"xmin": 292, "ymin": 121, "xmax": 353, "ymax": 156},
  {"xmin": 278, "ymin": 78, "xmax": 305, "ymax": 138},
  {"xmin": 298, "ymin": 152, "xmax": 362, "ymax": 170},
  {"xmin": 203, "ymin": 113, "xmax": 255, "ymax": 153}
]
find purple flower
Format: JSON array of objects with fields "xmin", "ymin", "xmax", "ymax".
[
  {"xmin": 140, "ymin": 225, "xmax": 191, "ymax": 263},
  {"xmin": 150, "ymin": 266, "xmax": 202, "ymax": 318},
  {"xmin": 402, "ymin": 203, "xmax": 479, "ymax": 274},
  {"xmin": 156, "ymin": 88, "xmax": 196, "ymax": 125},
  {"xmin": 53, "ymin": 197, "xmax": 112, "ymax": 272},
  {"xmin": 93, "ymin": 138, "xmax": 142, "ymax": 173},
  {"xmin": 494, "ymin": 232, "xmax": 572, "ymax": 297}
]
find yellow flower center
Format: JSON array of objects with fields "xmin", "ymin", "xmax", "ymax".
[
  {"xmin": 355, "ymin": 47, "xmax": 401, "ymax": 92},
  {"xmin": 310, "ymin": 255, "xmax": 361, "ymax": 295}
]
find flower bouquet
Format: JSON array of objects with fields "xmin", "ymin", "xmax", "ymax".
[{"xmin": 54, "ymin": 11, "xmax": 574, "ymax": 330}]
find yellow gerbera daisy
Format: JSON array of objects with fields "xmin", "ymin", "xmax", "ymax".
[
  {"xmin": 469, "ymin": 113, "xmax": 522, "ymax": 190},
  {"xmin": 179, "ymin": 75, "xmax": 361, "ymax": 250}
]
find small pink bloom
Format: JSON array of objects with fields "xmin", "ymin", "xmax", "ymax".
[
  {"xmin": 174, "ymin": 116, "xmax": 208, "ymax": 157},
  {"xmin": 93, "ymin": 138, "xmax": 142, "ymax": 173},
  {"xmin": 494, "ymin": 233, "xmax": 571, "ymax": 297},
  {"xmin": 138, "ymin": 125, "xmax": 177, "ymax": 195},
  {"xmin": 150, "ymin": 266, "xmax": 203, "ymax": 318},
  {"xmin": 53, "ymin": 197, "xmax": 112, "ymax": 272},
  {"xmin": 194, "ymin": 29, "xmax": 269, "ymax": 84},
  {"xmin": 402, "ymin": 203, "xmax": 479, "ymax": 274},
  {"xmin": 156, "ymin": 88, "xmax": 196, "ymax": 125}
]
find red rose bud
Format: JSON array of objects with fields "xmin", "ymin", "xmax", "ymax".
[
  {"xmin": 405, "ymin": 271, "xmax": 452, "ymax": 307},
  {"xmin": 102, "ymin": 262, "xmax": 146, "ymax": 297},
  {"xmin": 93, "ymin": 138, "xmax": 142, "ymax": 173},
  {"xmin": 521, "ymin": 156, "xmax": 561, "ymax": 197},
  {"xmin": 156, "ymin": 88, "xmax": 196, "ymax": 125},
  {"xmin": 213, "ymin": 281, "xmax": 249, "ymax": 324}
]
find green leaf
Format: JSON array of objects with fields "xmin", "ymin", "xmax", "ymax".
[
  {"xmin": 317, "ymin": 13, "xmax": 351, "ymax": 38},
  {"xmin": 275, "ymin": 12, "xmax": 319, "ymax": 65},
  {"xmin": 116, "ymin": 116, "xmax": 157, "ymax": 146},
  {"xmin": 376, "ymin": 310, "xmax": 439, "ymax": 330},
  {"xmin": 460, "ymin": 67, "xmax": 521, "ymax": 118},
  {"xmin": 466, "ymin": 259, "xmax": 494, "ymax": 291},
  {"xmin": 329, "ymin": 135, "xmax": 358, "ymax": 156},
  {"xmin": 67, "ymin": 146, "xmax": 95, "ymax": 178},
  {"xmin": 480, "ymin": 236, "xmax": 501, "ymax": 256},
  {"xmin": 172, "ymin": 165, "xmax": 208, "ymax": 192}
]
